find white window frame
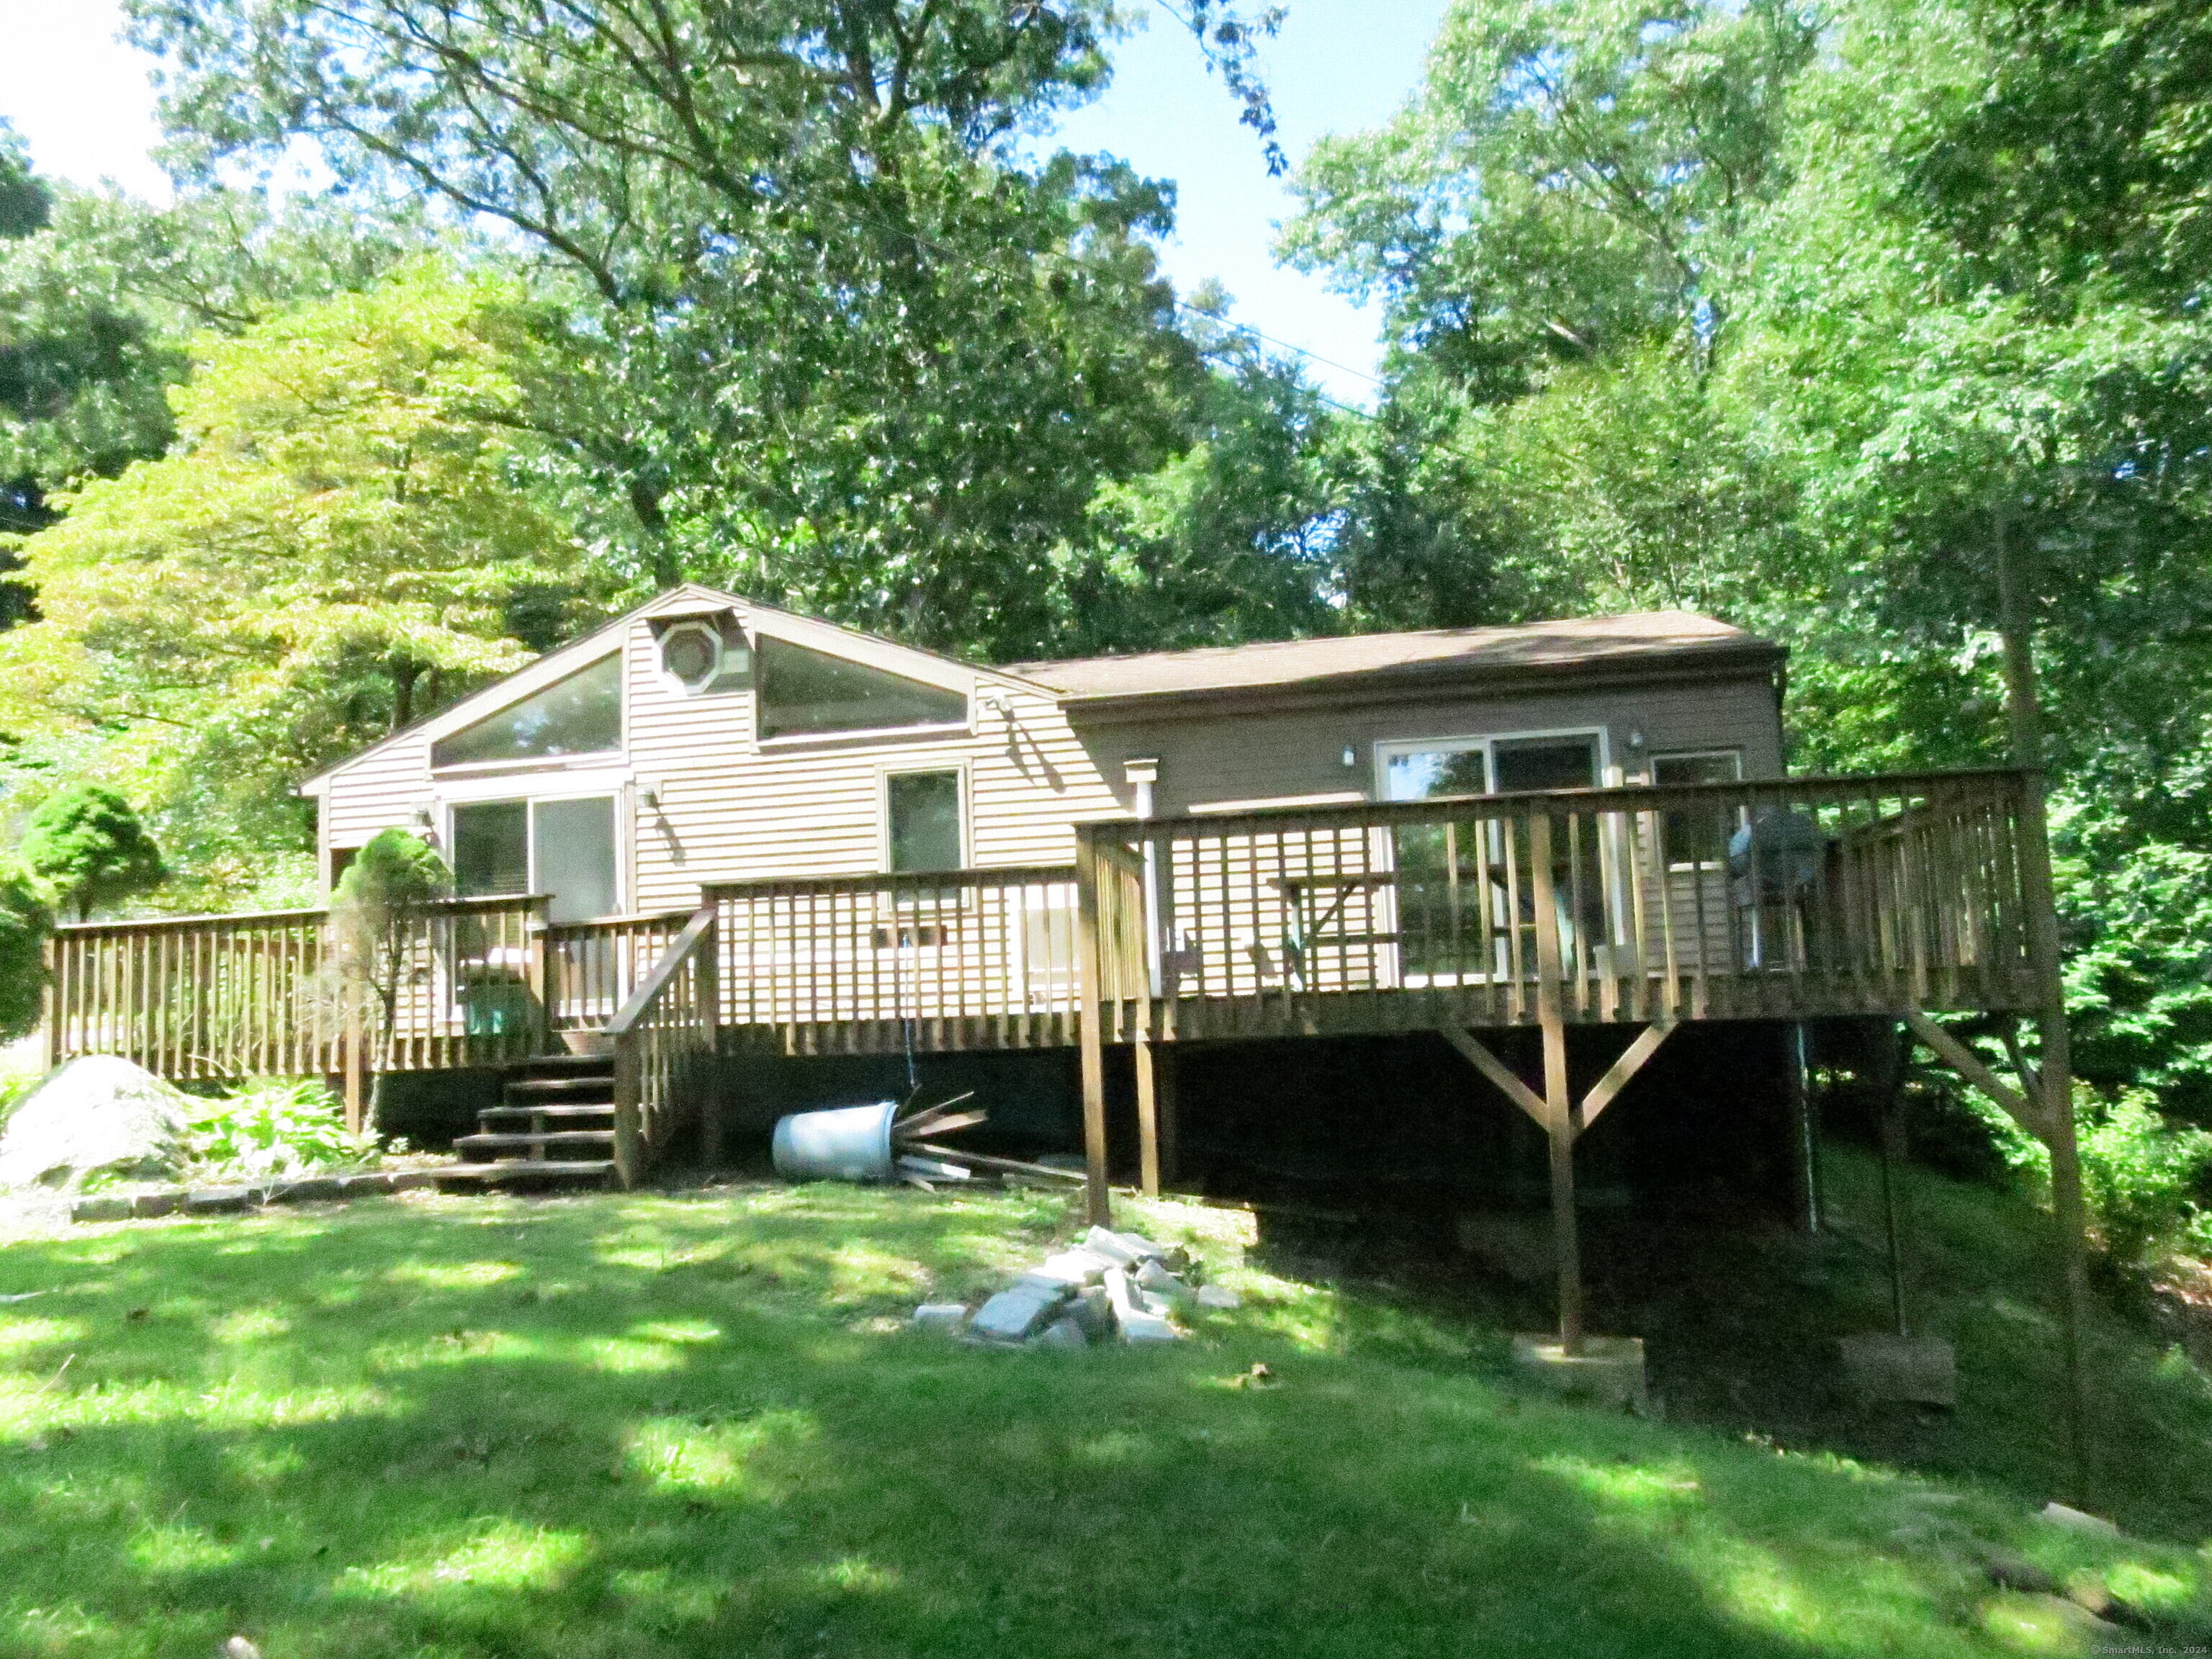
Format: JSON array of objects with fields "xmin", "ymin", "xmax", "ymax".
[
  {"xmin": 655, "ymin": 618, "xmax": 752, "ymax": 699},
  {"xmin": 1647, "ymin": 748, "xmax": 1745, "ymax": 871},
  {"xmin": 750, "ymin": 631, "xmax": 974, "ymax": 751},
  {"xmin": 426, "ymin": 647, "xmax": 627, "ymax": 777},
  {"xmin": 1371, "ymin": 726, "xmax": 1611, "ymax": 801},
  {"xmin": 1362, "ymin": 727, "xmax": 1610, "ymax": 992}
]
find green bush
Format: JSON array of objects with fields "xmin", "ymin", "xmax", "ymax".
[
  {"xmin": 184, "ymin": 1077, "xmax": 381, "ymax": 1180},
  {"xmin": 18, "ymin": 783, "xmax": 166, "ymax": 922},
  {"xmin": 0, "ymin": 862, "xmax": 51, "ymax": 1043},
  {"xmin": 1961, "ymin": 1078, "xmax": 2212, "ymax": 1266}
]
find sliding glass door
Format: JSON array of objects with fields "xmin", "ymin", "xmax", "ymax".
[
  {"xmin": 1377, "ymin": 732, "xmax": 1603, "ymax": 982},
  {"xmin": 451, "ymin": 796, "xmax": 619, "ymax": 924}
]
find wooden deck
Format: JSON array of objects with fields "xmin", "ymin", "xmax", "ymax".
[
  {"xmin": 44, "ymin": 768, "xmax": 2050, "ymax": 1189},
  {"xmin": 42, "ymin": 763, "xmax": 2082, "ymax": 1374},
  {"xmin": 50, "ymin": 770, "xmax": 2041, "ymax": 1069}
]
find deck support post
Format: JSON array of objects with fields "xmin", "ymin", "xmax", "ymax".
[
  {"xmin": 1529, "ymin": 813, "xmax": 1583, "ymax": 1353},
  {"xmin": 1074, "ymin": 826, "xmax": 1113, "ymax": 1228},
  {"xmin": 1785, "ymin": 1022, "xmax": 1820, "ymax": 1233},
  {"xmin": 38, "ymin": 933, "xmax": 56, "ymax": 1075},
  {"xmin": 1135, "ymin": 1036, "xmax": 1170, "ymax": 1196},
  {"xmin": 611, "ymin": 1035, "xmax": 644, "ymax": 1191},
  {"xmin": 1993, "ymin": 514, "xmax": 2093, "ymax": 1506},
  {"xmin": 1541, "ymin": 1008, "xmax": 1582, "ymax": 1353}
]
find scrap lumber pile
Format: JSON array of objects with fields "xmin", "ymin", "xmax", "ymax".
[
  {"xmin": 912, "ymin": 1226, "xmax": 1241, "ymax": 1347},
  {"xmin": 771, "ymin": 1096, "xmax": 1086, "ymax": 1190},
  {"xmin": 888, "ymin": 1096, "xmax": 1084, "ymax": 1191}
]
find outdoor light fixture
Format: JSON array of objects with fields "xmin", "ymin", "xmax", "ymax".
[
  {"xmin": 1627, "ymin": 727, "xmax": 1647, "ymax": 752},
  {"xmin": 409, "ymin": 799, "xmax": 436, "ymax": 828},
  {"xmin": 1341, "ymin": 745, "xmax": 1359, "ymax": 768},
  {"xmin": 637, "ymin": 778, "xmax": 665, "ymax": 809}
]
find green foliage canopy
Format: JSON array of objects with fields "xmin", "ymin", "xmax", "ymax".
[
  {"xmin": 122, "ymin": 0, "xmax": 1300, "ymax": 659},
  {"xmin": 0, "ymin": 261, "xmax": 588, "ymax": 905}
]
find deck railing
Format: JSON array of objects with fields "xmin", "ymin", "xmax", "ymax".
[
  {"xmin": 608, "ymin": 903, "xmax": 720, "ymax": 1182},
  {"xmin": 45, "ymin": 894, "xmax": 549, "ymax": 1082},
  {"xmin": 1082, "ymin": 768, "xmax": 2040, "ymax": 1041},
  {"xmin": 47, "ymin": 907, "xmax": 338, "ymax": 1082},
  {"xmin": 703, "ymin": 866, "xmax": 1083, "ymax": 1053},
  {"xmin": 42, "ymin": 770, "xmax": 2044, "ymax": 1089},
  {"xmin": 544, "ymin": 908, "xmax": 696, "ymax": 1031}
]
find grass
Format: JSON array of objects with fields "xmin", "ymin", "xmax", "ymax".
[
  {"xmin": 1, "ymin": 1181, "xmax": 2209, "ymax": 1658},
  {"xmin": 1574, "ymin": 1143, "xmax": 2212, "ymax": 1540}
]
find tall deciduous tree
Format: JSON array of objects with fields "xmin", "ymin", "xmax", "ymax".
[
  {"xmin": 122, "ymin": 0, "xmax": 1290, "ymax": 658},
  {"xmin": 0, "ymin": 261, "xmax": 588, "ymax": 907},
  {"xmin": 1280, "ymin": 0, "xmax": 1817, "ymax": 629},
  {"xmin": 0, "ymin": 179, "xmax": 428, "ymax": 576}
]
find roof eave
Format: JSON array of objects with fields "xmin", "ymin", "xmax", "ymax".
[{"xmin": 1049, "ymin": 638, "xmax": 1786, "ymax": 724}]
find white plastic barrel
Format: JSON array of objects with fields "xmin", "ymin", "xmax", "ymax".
[{"xmin": 770, "ymin": 1101, "xmax": 900, "ymax": 1183}]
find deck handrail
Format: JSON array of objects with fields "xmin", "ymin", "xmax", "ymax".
[
  {"xmin": 701, "ymin": 863, "xmax": 1077, "ymax": 899},
  {"xmin": 52, "ymin": 905, "xmax": 333, "ymax": 936},
  {"xmin": 1123, "ymin": 767, "xmax": 2033, "ymax": 835},
  {"xmin": 44, "ymin": 769, "xmax": 2044, "ymax": 1089},
  {"xmin": 608, "ymin": 905, "xmax": 718, "ymax": 1036},
  {"xmin": 608, "ymin": 902, "xmax": 720, "ymax": 1186},
  {"xmin": 1074, "ymin": 767, "xmax": 2038, "ymax": 1046}
]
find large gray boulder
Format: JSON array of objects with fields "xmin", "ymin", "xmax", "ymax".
[{"xmin": 0, "ymin": 1056, "xmax": 191, "ymax": 1192}]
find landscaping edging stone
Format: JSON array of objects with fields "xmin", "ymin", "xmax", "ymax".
[{"xmin": 69, "ymin": 1167, "xmax": 446, "ymax": 1225}]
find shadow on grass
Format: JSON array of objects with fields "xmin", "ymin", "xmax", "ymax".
[{"xmin": 0, "ymin": 1184, "xmax": 2195, "ymax": 1657}]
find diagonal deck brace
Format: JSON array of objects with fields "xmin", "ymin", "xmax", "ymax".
[{"xmin": 1439, "ymin": 1018, "xmax": 1676, "ymax": 1141}]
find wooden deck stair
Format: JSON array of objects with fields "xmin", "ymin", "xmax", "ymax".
[{"xmin": 443, "ymin": 1053, "xmax": 617, "ymax": 1185}]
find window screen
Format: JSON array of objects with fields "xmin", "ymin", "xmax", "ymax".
[
  {"xmin": 757, "ymin": 637, "xmax": 966, "ymax": 739},
  {"xmin": 432, "ymin": 655, "xmax": 622, "ymax": 768},
  {"xmin": 887, "ymin": 771, "xmax": 963, "ymax": 873},
  {"xmin": 1492, "ymin": 736, "xmax": 1599, "ymax": 793},
  {"xmin": 451, "ymin": 801, "xmax": 529, "ymax": 896},
  {"xmin": 534, "ymin": 796, "xmax": 618, "ymax": 923},
  {"xmin": 1652, "ymin": 751, "xmax": 1743, "ymax": 866}
]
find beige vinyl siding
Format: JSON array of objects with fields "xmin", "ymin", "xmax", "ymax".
[
  {"xmin": 321, "ymin": 732, "xmax": 434, "ymax": 853},
  {"xmin": 313, "ymin": 590, "xmax": 1779, "ymax": 914},
  {"xmin": 616, "ymin": 615, "xmax": 1122, "ymax": 911}
]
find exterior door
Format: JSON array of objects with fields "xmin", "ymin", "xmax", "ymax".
[
  {"xmin": 1375, "ymin": 732, "xmax": 1603, "ymax": 984},
  {"xmin": 450, "ymin": 796, "xmax": 619, "ymax": 924}
]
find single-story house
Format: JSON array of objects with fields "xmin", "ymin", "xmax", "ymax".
[
  {"xmin": 48, "ymin": 589, "xmax": 2067, "ymax": 1360},
  {"xmin": 300, "ymin": 584, "xmax": 1789, "ymax": 921}
]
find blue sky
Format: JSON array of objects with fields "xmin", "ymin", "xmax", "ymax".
[{"xmin": 0, "ymin": 0, "xmax": 1448, "ymax": 401}]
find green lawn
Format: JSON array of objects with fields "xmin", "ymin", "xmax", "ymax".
[{"xmin": 1, "ymin": 1182, "xmax": 2207, "ymax": 1658}]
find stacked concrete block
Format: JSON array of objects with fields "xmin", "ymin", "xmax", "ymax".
[{"xmin": 912, "ymin": 1226, "xmax": 1218, "ymax": 1348}]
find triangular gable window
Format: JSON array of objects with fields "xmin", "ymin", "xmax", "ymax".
[
  {"xmin": 432, "ymin": 654, "xmax": 623, "ymax": 768},
  {"xmin": 757, "ymin": 637, "xmax": 966, "ymax": 739}
]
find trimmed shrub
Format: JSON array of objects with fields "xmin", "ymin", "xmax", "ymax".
[{"xmin": 19, "ymin": 783, "xmax": 165, "ymax": 922}]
